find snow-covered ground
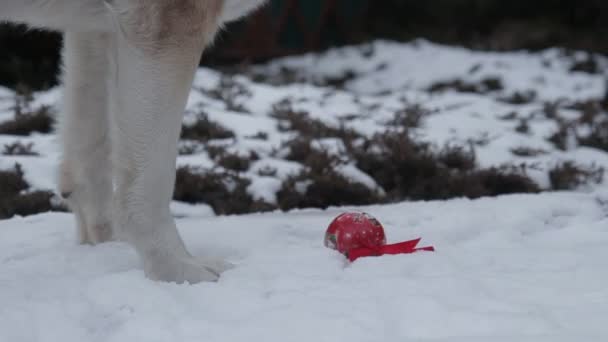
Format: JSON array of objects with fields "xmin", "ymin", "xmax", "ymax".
[
  {"xmin": 2, "ymin": 193, "xmax": 608, "ymax": 341},
  {"xmin": 1, "ymin": 40, "xmax": 608, "ymax": 341}
]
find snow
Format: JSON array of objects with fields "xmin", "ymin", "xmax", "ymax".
[
  {"xmin": 2, "ymin": 39, "xmax": 608, "ymax": 341},
  {"xmin": 2, "ymin": 192, "xmax": 608, "ymax": 341},
  {"xmin": 259, "ymin": 40, "xmax": 607, "ymax": 101}
]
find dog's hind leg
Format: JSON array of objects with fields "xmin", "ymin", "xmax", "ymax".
[{"xmin": 59, "ymin": 32, "xmax": 114, "ymax": 244}]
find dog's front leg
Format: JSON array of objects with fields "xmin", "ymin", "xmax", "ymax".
[{"xmin": 108, "ymin": 0, "xmax": 228, "ymax": 283}]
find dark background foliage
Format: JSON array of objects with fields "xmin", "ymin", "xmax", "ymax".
[
  {"xmin": 1, "ymin": 0, "xmax": 606, "ymax": 217},
  {"xmin": 1, "ymin": 0, "xmax": 607, "ymax": 90}
]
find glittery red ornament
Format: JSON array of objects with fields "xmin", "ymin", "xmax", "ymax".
[
  {"xmin": 324, "ymin": 212, "xmax": 435, "ymax": 261},
  {"xmin": 324, "ymin": 212, "xmax": 386, "ymax": 254}
]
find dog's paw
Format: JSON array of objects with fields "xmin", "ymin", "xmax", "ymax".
[
  {"xmin": 89, "ymin": 221, "xmax": 114, "ymax": 244},
  {"xmin": 197, "ymin": 256, "xmax": 234, "ymax": 274},
  {"xmin": 143, "ymin": 254, "xmax": 231, "ymax": 284}
]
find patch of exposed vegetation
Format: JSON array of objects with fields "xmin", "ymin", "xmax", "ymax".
[
  {"xmin": 173, "ymin": 166, "xmax": 274, "ymax": 215},
  {"xmin": 549, "ymin": 162, "xmax": 604, "ymax": 190},
  {"xmin": 579, "ymin": 121, "xmax": 608, "ymax": 152},
  {"xmin": 269, "ymin": 109, "xmax": 547, "ymax": 209},
  {"xmin": 515, "ymin": 118, "xmax": 531, "ymax": 134},
  {"xmin": 569, "ymin": 55, "xmax": 600, "ymax": 74},
  {"xmin": 197, "ymin": 76, "xmax": 252, "ymax": 113},
  {"xmin": 276, "ymin": 145, "xmax": 380, "ymax": 211},
  {"xmin": 272, "ymin": 99, "xmax": 357, "ymax": 140},
  {"xmin": 277, "ymin": 170, "xmax": 379, "ymax": 211},
  {"xmin": 282, "ymin": 138, "xmax": 328, "ymax": 164},
  {"xmin": 318, "ymin": 70, "xmax": 359, "ymax": 89},
  {"xmin": 350, "ymin": 131, "xmax": 540, "ymax": 201},
  {"xmin": 247, "ymin": 132, "xmax": 269, "ymax": 140},
  {"xmin": 428, "ymin": 77, "xmax": 504, "ymax": 94},
  {"xmin": 0, "ymin": 105, "xmax": 54, "ymax": 136},
  {"xmin": 572, "ymin": 100, "xmax": 608, "ymax": 152},
  {"xmin": 0, "ymin": 164, "xmax": 64, "ymax": 219},
  {"xmin": 247, "ymin": 66, "xmax": 359, "ymax": 89},
  {"xmin": 499, "ymin": 90, "xmax": 537, "ymax": 105},
  {"xmin": 544, "ymin": 99, "xmax": 608, "ymax": 152},
  {"xmin": 389, "ymin": 103, "xmax": 434, "ymax": 129},
  {"xmin": 498, "ymin": 112, "xmax": 519, "ymax": 121},
  {"xmin": 178, "ymin": 141, "xmax": 204, "ymax": 156},
  {"xmin": 2, "ymin": 141, "xmax": 38, "ymax": 156},
  {"xmin": 204, "ymin": 145, "xmax": 258, "ymax": 172},
  {"xmin": 547, "ymin": 125, "xmax": 572, "ymax": 151},
  {"xmin": 511, "ymin": 146, "xmax": 548, "ymax": 157},
  {"xmin": 181, "ymin": 113, "xmax": 235, "ymax": 142},
  {"xmin": 247, "ymin": 66, "xmax": 305, "ymax": 86}
]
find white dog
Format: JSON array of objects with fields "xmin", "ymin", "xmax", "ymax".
[{"xmin": 0, "ymin": 0, "xmax": 266, "ymax": 283}]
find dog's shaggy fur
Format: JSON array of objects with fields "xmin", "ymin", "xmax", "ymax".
[{"xmin": 0, "ymin": 0, "xmax": 266, "ymax": 283}]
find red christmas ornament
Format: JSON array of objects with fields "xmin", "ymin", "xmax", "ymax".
[{"xmin": 324, "ymin": 212, "xmax": 435, "ymax": 261}]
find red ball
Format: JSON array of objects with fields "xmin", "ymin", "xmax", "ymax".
[{"xmin": 324, "ymin": 212, "xmax": 387, "ymax": 256}]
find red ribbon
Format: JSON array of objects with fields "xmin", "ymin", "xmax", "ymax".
[{"xmin": 347, "ymin": 238, "xmax": 435, "ymax": 262}]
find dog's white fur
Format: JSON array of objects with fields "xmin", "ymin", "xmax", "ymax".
[{"xmin": 0, "ymin": 0, "xmax": 266, "ymax": 283}]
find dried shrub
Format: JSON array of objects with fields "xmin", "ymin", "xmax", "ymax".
[
  {"xmin": 273, "ymin": 135, "xmax": 380, "ymax": 210},
  {"xmin": 510, "ymin": 147, "xmax": 548, "ymax": 157},
  {"xmin": 198, "ymin": 76, "xmax": 251, "ymax": 113},
  {"xmin": 283, "ymin": 138, "xmax": 317, "ymax": 163},
  {"xmin": 172, "ymin": 129, "xmax": 548, "ymax": 215},
  {"xmin": 428, "ymin": 77, "xmax": 503, "ymax": 94},
  {"xmin": 547, "ymin": 124, "xmax": 572, "ymax": 151},
  {"xmin": 216, "ymin": 152, "xmax": 254, "ymax": 172},
  {"xmin": 257, "ymin": 166, "xmax": 277, "ymax": 177},
  {"xmin": 546, "ymin": 99, "xmax": 608, "ymax": 152},
  {"xmin": 272, "ymin": 99, "xmax": 357, "ymax": 140},
  {"xmin": 569, "ymin": 100, "xmax": 603, "ymax": 124},
  {"xmin": 569, "ymin": 55, "xmax": 599, "ymax": 74},
  {"xmin": 549, "ymin": 162, "xmax": 604, "ymax": 190},
  {"xmin": 571, "ymin": 100, "xmax": 608, "ymax": 152},
  {"xmin": 0, "ymin": 164, "xmax": 63, "ymax": 219},
  {"xmin": 173, "ymin": 166, "xmax": 274, "ymax": 215},
  {"xmin": 498, "ymin": 112, "xmax": 519, "ymax": 121},
  {"xmin": 318, "ymin": 70, "xmax": 358, "ymax": 89},
  {"xmin": 579, "ymin": 123, "xmax": 608, "ymax": 152},
  {"xmin": 249, "ymin": 66, "xmax": 306, "ymax": 86},
  {"xmin": 542, "ymin": 102, "xmax": 560, "ymax": 120},
  {"xmin": 499, "ymin": 90, "xmax": 537, "ymax": 105},
  {"xmin": 351, "ymin": 132, "xmax": 539, "ymax": 201},
  {"xmin": 389, "ymin": 103, "xmax": 433, "ymax": 129},
  {"xmin": 247, "ymin": 132, "xmax": 269, "ymax": 140},
  {"xmin": 282, "ymin": 138, "xmax": 349, "ymax": 172},
  {"xmin": 352, "ymin": 133, "xmax": 443, "ymax": 199},
  {"xmin": 463, "ymin": 168, "xmax": 541, "ymax": 197},
  {"xmin": 2, "ymin": 141, "xmax": 38, "ymax": 156},
  {"xmin": 0, "ymin": 105, "xmax": 54, "ymax": 136},
  {"xmin": 544, "ymin": 99, "xmax": 608, "ymax": 151},
  {"xmin": 277, "ymin": 169, "xmax": 379, "ymax": 211},
  {"xmin": 0, "ymin": 164, "xmax": 28, "ymax": 197},
  {"xmin": 249, "ymin": 66, "xmax": 358, "ymax": 89},
  {"xmin": 205, "ymin": 144, "xmax": 227, "ymax": 160},
  {"xmin": 515, "ymin": 118, "xmax": 531, "ymax": 134},
  {"xmin": 1, "ymin": 191, "xmax": 60, "ymax": 218},
  {"xmin": 178, "ymin": 141, "xmax": 203, "ymax": 156},
  {"xmin": 204, "ymin": 144, "xmax": 256, "ymax": 172},
  {"xmin": 437, "ymin": 144, "xmax": 476, "ymax": 171},
  {"xmin": 181, "ymin": 113, "xmax": 235, "ymax": 142},
  {"xmin": 468, "ymin": 132, "xmax": 493, "ymax": 147}
]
